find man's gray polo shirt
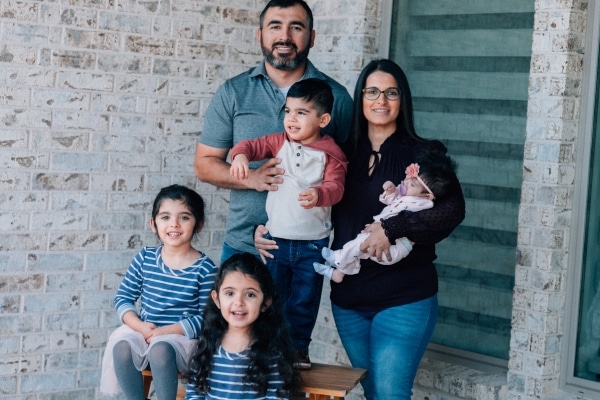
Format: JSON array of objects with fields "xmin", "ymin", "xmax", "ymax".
[{"xmin": 199, "ymin": 59, "xmax": 353, "ymax": 255}]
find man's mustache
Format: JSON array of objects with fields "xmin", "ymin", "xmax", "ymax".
[{"xmin": 272, "ymin": 41, "xmax": 297, "ymax": 50}]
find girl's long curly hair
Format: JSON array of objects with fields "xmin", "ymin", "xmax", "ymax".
[{"xmin": 187, "ymin": 253, "xmax": 300, "ymax": 396}]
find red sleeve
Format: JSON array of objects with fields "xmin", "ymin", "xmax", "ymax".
[
  {"xmin": 229, "ymin": 132, "xmax": 286, "ymax": 162},
  {"xmin": 309, "ymin": 136, "xmax": 348, "ymax": 207}
]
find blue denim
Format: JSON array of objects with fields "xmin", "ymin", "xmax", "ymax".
[
  {"xmin": 220, "ymin": 242, "xmax": 264, "ymax": 265},
  {"xmin": 220, "ymin": 242, "xmax": 242, "ymax": 265},
  {"xmin": 265, "ymin": 234, "xmax": 328, "ymax": 352},
  {"xmin": 332, "ymin": 295, "xmax": 438, "ymax": 400}
]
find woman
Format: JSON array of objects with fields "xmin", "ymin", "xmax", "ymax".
[{"xmin": 257, "ymin": 59, "xmax": 465, "ymax": 399}]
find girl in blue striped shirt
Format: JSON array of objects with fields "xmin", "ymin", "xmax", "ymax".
[
  {"xmin": 100, "ymin": 184, "xmax": 218, "ymax": 399},
  {"xmin": 186, "ymin": 253, "xmax": 300, "ymax": 399}
]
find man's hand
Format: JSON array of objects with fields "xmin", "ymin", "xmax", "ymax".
[
  {"xmin": 194, "ymin": 143, "xmax": 283, "ymax": 191},
  {"xmin": 298, "ymin": 187, "xmax": 318, "ymax": 209},
  {"xmin": 247, "ymin": 158, "xmax": 285, "ymax": 192},
  {"xmin": 254, "ymin": 224, "xmax": 278, "ymax": 264},
  {"xmin": 359, "ymin": 221, "xmax": 392, "ymax": 262}
]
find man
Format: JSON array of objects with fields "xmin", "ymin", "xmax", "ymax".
[
  {"xmin": 194, "ymin": 0, "xmax": 353, "ymax": 369},
  {"xmin": 195, "ymin": 0, "xmax": 353, "ymax": 264}
]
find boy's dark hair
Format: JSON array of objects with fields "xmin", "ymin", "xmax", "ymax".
[
  {"xmin": 151, "ymin": 184, "xmax": 205, "ymax": 233},
  {"xmin": 287, "ymin": 78, "xmax": 334, "ymax": 116},
  {"xmin": 415, "ymin": 150, "xmax": 459, "ymax": 201},
  {"xmin": 187, "ymin": 253, "xmax": 300, "ymax": 396},
  {"xmin": 259, "ymin": 0, "xmax": 313, "ymax": 31}
]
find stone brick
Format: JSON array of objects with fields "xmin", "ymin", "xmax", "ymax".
[
  {"xmin": 24, "ymin": 293, "xmax": 80, "ymax": 313},
  {"xmin": 64, "ymin": 28, "xmax": 121, "ymax": 51},
  {"xmin": 48, "ymin": 233, "xmax": 105, "ymax": 251},
  {"xmin": 50, "ymin": 191, "xmax": 108, "ymax": 211},
  {"xmin": 20, "ymin": 371, "xmax": 78, "ymax": 393},
  {"xmin": 0, "ymin": 375, "xmax": 17, "ymax": 395},
  {"xmin": 97, "ymin": 53, "xmax": 153, "ymax": 74},
  {"xmin": 34, "ymin": 173, "xmax": 89, "ymax": 190},
  {"xmin": 109, "ymin": 153, "xmax": 161, "ymax": 172},
  {"xmin": 89, "ymin": 212, "xmax": 145, "ymax": 231},
  {"xmin": 152, "ymin": 59, "xmax": 205, "ymax": 77},
  {"xmin": 32, "ymin": 131, "xmax": 90, "ymax": 151},
  {"xmin": 57, "ymin": 71, "xmax": 115, "ymax": 92},
  {"xmin": 0, "ymin": 233, "xmax": 48, "ymax": 252},
  {"xmin": 97, "ymin": 12, "xmax": 151, "ymax": 33},
  {"xmin": 90, "ymin": 93, "xmax": 139, "ymax": 113},
  {"xmin": 105, "ymin": 231, "xmax": 156, "ymax": 251},
  {"xmin": 89, "ymin": 173, "xmax": 145, "ymax": 192}
]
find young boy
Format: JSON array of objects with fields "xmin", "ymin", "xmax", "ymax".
[
  {"xmin": 229, "ymin": 78, "xmax": 348, "ymax": 369},
  {"xmin": 313, "ymin": 151, "xmax": 458, "ymax": 283}
]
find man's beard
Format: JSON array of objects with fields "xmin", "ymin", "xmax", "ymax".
[{"xmin": 261, "ymin": 40, "xmax": 310, "ymax": 71}]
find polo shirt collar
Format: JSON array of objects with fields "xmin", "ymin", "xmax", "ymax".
[{"xmin": 250, "ymin": 59, "xmax": 320, "ymax": 80}]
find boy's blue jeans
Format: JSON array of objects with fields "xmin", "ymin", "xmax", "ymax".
[{"xmin": 264, "ymin": 234, "xmax": 329, "ymax": 353}]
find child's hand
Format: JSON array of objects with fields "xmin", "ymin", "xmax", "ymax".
[
  {"xmin": 298, "ymin": 188, "xmax": 318, "ymax": 209},
  {"xmin": 137, "ymin": 322, "xmax": 157, "ymax": 341},
  {"xmin": 144, "ymin": 323, "xmax": 184, "ymax": 343},
  {"xmin": 383, "ymin": 180, "xmax": 396, "ymax": 194},
  {"xmin": 230, "ymin": 154, "xmax": 250, "ymax": 179}
]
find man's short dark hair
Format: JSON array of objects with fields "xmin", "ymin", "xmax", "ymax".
[
  {"xmin": 287, "ymin": 78, "xmax": 334, "ymax": 116},
  {"xmin": 259, "ymin": 0, "xmax": 314, "ymax": 31}
]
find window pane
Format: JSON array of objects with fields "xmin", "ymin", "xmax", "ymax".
[
  {"xmin": 389, "ymin": 0, "xmax": 534, "ymax": 359},
  {"xmin": 574, "ymin": 49, "xmax": 600, "ymax": 382}
]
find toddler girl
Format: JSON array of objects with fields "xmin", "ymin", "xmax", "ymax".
[{"xmin": 186, "ymin": 252, "xmax": 300, "ymax": 399}]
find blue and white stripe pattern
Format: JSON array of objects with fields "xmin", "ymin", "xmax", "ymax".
[
  {"xmin": 114, "ymin": 246, "xmax": 218, "ymax": 338},
  {"xmin": 185, "ymin": 346, "xmax": 285, "ymax": 400}
]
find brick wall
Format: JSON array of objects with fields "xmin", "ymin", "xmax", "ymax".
[
  {"xmin": 12, "ymin": 1, "xmax": 594, "ymax": 399},
  {"xmin": 508, "ymin": 0, "xmax": 590, "ymax": 399},
  {"xmin": 0, "ymin": 1, "xmax": 381, "ymax": 398}
]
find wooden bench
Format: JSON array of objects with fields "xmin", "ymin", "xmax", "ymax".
[
  {"xmin": 296, "ymin": 363, "xmax": 367, "ymax": 400},
  {"xmin": 142, "ymin": 363, "xmax": 367, "ymax": 400}
]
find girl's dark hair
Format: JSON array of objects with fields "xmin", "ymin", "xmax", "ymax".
[
  {"xmin": 416, "ymin": 150, "xmax": 459, "ymax": 201},
  {"xmin": 288, "ymin": 78, "xmax": 334, "ymax": 115},
  {"xmin": 259, "ymin": 0, "xmax": 313, "ymax": 31},
  {"xmin": 151, "ymin": 184, "xmax": 205, "ymax": 234},
  {"xmin": 347, "ymin": 59, "xmax": 426, "ymax": 157},
  {"xmin": 187, "ymin": 253, "xmax": 300, "ymax": 396}
]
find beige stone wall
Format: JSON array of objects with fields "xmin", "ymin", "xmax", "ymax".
[
  {"xmin": 0, "ymin": 0, "xmax": 381, "ymax": 398},
  {"xmin": 3, "ymin": 0, "xmax": 597, "ymax": 399}
]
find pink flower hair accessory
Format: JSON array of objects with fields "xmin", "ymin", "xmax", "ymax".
[
  {"xmin": 404, "ymin": 163, "xmax": 435, "ymax": 200},
  {"xmin": 404, "ymin": 163, "xmax": 420, "ymax": 179}
]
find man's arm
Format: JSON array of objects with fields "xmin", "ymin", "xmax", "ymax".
[{"xmin": 194, "ymin": 143, "xmax": 284, "ymax": 192}]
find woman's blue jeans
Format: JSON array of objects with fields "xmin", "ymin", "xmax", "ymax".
[{"xmin": 332, "ymin": 295, "xmax": 438, "ymax": 400}]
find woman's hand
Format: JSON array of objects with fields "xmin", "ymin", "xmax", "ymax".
[
  {"xmin": 254, "ymin": 224, "xmax": 278, "ymax": 264},
  {"xmin": 359, "ymin": 221, "xmax": 392, "ymax": 262}
]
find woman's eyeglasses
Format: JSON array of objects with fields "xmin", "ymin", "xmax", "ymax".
[{"xmin": 362, "ymin": 87, "xmax": 400, "ymax": 101}]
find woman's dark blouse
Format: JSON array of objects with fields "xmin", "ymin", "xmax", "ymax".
[{"xmin": 330, "ymin": 132, "xmax": 465, "ymax": 312}]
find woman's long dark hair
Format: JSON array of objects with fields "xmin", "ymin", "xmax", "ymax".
[
  {"xmin": 347, "ymin": 59, "xmax": 426, "ymax": 158},
  {"xmin": 187, "ymin": 253, "xmax": 300, "ymax": 396}
]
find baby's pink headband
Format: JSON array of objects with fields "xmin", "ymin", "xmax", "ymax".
[{"xmin": 405, "ymin": 163, "xmax": 435, "ymax": 200}]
